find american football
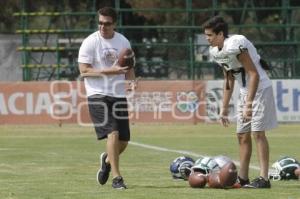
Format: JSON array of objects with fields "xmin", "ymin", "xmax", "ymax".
[
  {"xmin": 219, "ymin": 162, "xmax": 238, "ymax": 188},
  {"xmin": 188, "ymin": 172, "xmax": 207, "ymax": 188},
  {"xmin": 207, "ymin": 172, "xmax": 222, "ymax": 188},
  {"xmin": 118, "ymin": 48, "xmax": 135, "ymax": 68}
]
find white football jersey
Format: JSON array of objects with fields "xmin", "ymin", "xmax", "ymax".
[{"xmin": 209, "ymin": 35, "xmax": 272, "ymax": 93}]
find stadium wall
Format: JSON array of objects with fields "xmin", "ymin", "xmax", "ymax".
[{"xmin": 0, "ymin": 80, "xmax": 299, "ymax": 125}]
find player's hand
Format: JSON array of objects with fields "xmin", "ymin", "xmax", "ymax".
[
  {"xmin": 110, "ymin": 60, "xmax": 129, "ymax": 74},
  {"xmin": 128, "ymin": 80, "xmax": 138, "ymax": 91},
  {"xmin": 127, "ymin": 77, "xmax": 140, "ymax": 92},
  {"xmin": 242, "ymin": 105, "xmax": 252, "ymax": 123},
  {"xmin": 219, "ymin": 108, "xmax": 230, "ymax": 127}
]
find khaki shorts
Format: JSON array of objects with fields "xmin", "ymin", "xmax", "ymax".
[{"xmin": 236, "ymin": 86, "xmax": 278, "ymax": 133}]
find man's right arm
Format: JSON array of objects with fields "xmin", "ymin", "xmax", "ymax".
[
  {"xmin": 220, "ymin": 69, "xmax": 235, "ymax": 127},
  {"xmin": 222, "ymin": 69, "xmax": 235, "ymax": 110},
  {"xmin": 79, "ymin": 62, "xmax": 129, "ymax": 77}
]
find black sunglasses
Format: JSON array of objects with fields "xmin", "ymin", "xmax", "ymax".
[{"xmin": 98, "ymin": 21, "xmax": 113, "ymax": 26}]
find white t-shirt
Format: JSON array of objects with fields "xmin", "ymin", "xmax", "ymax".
[
  {"xmin": 78, "ymin": 31, "xmax": 131, "ymax": 97},
  {"xmin": 209, "ymin": 35, "xmax": 272, "ymax": 94}
]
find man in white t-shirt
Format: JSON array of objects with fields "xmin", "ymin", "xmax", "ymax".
[
  {"xmin": 203, "ymin": 16, "xmax": 277, "ymax": 188},
  {"xmin": 78, "ymin": 7, "xmax": 136, "ymax": 189}
]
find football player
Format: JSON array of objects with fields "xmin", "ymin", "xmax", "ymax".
[{"xmin": 203, "ymin": 16, "xmax": 278, "ymax": 188}]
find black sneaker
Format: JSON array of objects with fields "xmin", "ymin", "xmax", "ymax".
[
  {"xmin": 243, "ymin": 176, "xmax": 271, "ymax": 188},
  {"xmin": 97, "ymin": 152, "xmax": 111, "ymax": 185},
  {"xmin": 237, "ymin": 176, "xmax": 250, "ymax": 186},
  {"xmin": 232, "ymin": 176, "xmax": 250, "ymax": 188},
  {"xmin": 112, "ymin": 176, "xmax": 127, "ymax": 189}
]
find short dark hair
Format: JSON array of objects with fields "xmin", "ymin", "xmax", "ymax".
[
  {"xmin": 203, "ymin": 16, "xmax": 228, "ymax": 38},
  {"xmin": 98, "ymin": 7, "xmax": 117, "ymax": 23}
]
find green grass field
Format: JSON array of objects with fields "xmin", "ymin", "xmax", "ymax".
[{"xmin": 0, "ymin": 123, "xmax": 299, "ymax": 199}]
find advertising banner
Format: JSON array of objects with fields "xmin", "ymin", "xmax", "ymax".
[
  {"xmin": 126, "ymin": 80, "xmax": 206, "ymax": 123},
  {"xmin": 273, "ymin": 80, "xmax": 300, "ymax": 122},
  {"xmin": 0, "ymin": 81, "xmax": 206, "ymax": 125},
  {"xmin": 0, "ymin": 80, "xmax": 299, "ymax": 125},
  {"xmin": 0, "ymin": 81, "xmax": 89, "ymax": 125},
  {"xmin": 205, "ymin": 79, "xmax": 300, "ymax": 123}
]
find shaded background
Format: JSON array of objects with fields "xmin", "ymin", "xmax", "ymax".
[{"xmin": 1, "ymin": 0, "xmax": 300, "ymax": 81}]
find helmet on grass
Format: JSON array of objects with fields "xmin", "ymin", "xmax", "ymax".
[
  {"xmin": 170, "ymin": 156, "xmax": 194, "ymax": 180},
  {"xmin": 191, "ymin": 156, "xmax": 219, "ymax": 174},
  {"xmin": 269, "ymin": 156, "xmax": 300, "ymax": 180}
]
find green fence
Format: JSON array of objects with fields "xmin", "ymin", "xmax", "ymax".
[{"xmin": 14, "ymin": 0, "xmax": 300, "ymax": 81}]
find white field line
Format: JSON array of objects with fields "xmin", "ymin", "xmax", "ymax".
[
  {"xmin": 129, "ymin": 141, "xmax": 260, "ymax": 171},
  {"xmin": 0, "ymin": 148, "xmax": 17, "ymax": 151}
]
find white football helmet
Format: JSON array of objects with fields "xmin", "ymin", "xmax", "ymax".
[
  {"xmin": 191, "ymin": 156, "xmax": 219, "ymax": 174},
  {"xmin": 268, "ymin": 156, "xmax": 300, "ymax": 180}
]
